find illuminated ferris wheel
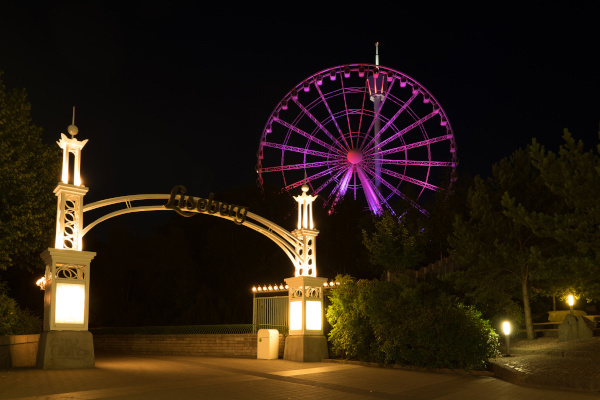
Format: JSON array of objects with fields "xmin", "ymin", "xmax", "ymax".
[{"xmin": 256, "ymin": 51, "xmax": 457, "ymax": 216}]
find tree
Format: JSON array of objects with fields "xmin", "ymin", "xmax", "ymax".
[
  {"xmin": 0, "ymin": 73, "xmax": 61, "ymax": 271},
  {"xmin": 449, "ymin": 148, "xmax": 562, "ymax": 340},
  {"xmin": 503, "ymin": 130, "xmax": 600, "ymax": 300},
  {"xmin": 362, "ymin": 212, "xmax": 424, "ymax": 281}
]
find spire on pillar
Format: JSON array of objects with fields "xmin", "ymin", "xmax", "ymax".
[
  {"xmin": 54, "ymin": 109, "xmax": 89, "ymax": 250},
  {"xmin": 292, "ymin": 184, "xmax": 319, "ymax": 277}
]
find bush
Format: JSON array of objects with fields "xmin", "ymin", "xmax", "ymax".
[
  {"xmin": 327, "ymin": 276, "xmax": 498, "ymax": 371},
  {"xmin": 0, "ymin": 281, "xmax": 42, "ymax": 335}
]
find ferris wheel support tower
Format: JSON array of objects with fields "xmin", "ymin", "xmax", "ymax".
[{"xmin": 368, "ymin": 42, "xmax": 386, "ymax": 189}]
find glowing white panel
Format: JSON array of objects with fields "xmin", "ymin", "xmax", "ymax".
[
  {"xmin": 55, "ymin": 282, "xmax": 85, "ymax": 324},
  {"xmin": 306, "ymin": 300, "xmax": 321, "ymax": 331},
  {"xmin": 290, "ymin": 301, "xmax": 302, "ymax": 331}
]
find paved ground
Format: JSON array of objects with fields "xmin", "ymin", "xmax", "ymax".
[
  {"xmin": 2, "ymin": 345, "xmax": 599, "ymax": 400},
  {"xmin": 490, "ymin": 336, "xmax": 600, "ymax": 392}
]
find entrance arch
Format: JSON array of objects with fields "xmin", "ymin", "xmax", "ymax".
[
  {"xmin": 37, "ymin": 121, "xmax": 328, "ymax": 368},
  {"xmin": 81, "ymin": 186, "xmax": 306, "ymax": 269}
]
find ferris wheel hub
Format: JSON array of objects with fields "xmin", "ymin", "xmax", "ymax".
[{"xmin": 347, "ymin": 149, "xmax": 363, "ymax": 165}]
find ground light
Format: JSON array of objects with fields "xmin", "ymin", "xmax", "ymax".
[
  {"xmin": 567, "ymin": 294, "xmax": 575, "ymax": 315},
  {"xmin": 502, "ymin": 321, "xmax": 511, "ymax": 356}
]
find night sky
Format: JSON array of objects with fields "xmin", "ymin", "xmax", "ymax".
[
  {"xmin": 1, "ymin": 2, "xmax": 599, "ymax": 323},
  {"xmin": 1, "ymin": 1, "xmax": 599, "ymax": 245}
]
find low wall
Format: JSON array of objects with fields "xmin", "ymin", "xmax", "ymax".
[
  {"xmin": 0, "ymin": 334, "xmax": 40, "ymax": 368},
  {"xmin": 93, "ymin": 333, "xmax": 286, "ymax": 358}
]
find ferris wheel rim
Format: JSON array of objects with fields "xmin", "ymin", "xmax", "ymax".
[{"xmin": 256, "ymin": 63, "xmax": 458, "ymax": 216}]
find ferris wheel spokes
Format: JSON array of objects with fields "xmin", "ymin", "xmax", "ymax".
[
  {"xmin": 313, "ymin": 84, "xmax": 348, "ymax": 148},
  {"xmin": 380, "ymin": 168, "xmax": 441, "ymax": 192},
  {"xmin": 365, "ymin": 110, "xmax": 439, "ymax": 155},
  {"xmin": 282, "ymin": 164, "xmax": 345, "ymax": 192},
  {"xmin": 360, "ymin": 90, "xmax": 419, "ymax": 152},
  {"xmin": 365, "ymin": 164, "xmax": 428, "ymax": 215},
  {"xmin": 380, "ymin": 159, "xmax": 455, "ymax": 167},
  {"xmin": 257, "ymin": 63, "xmax": 457, "ymax": 216},
  {"xmin": 289, "ymin": 97, "xmax": 347, "ymax": 152},
  {"xmin": 262, "ymin": 141, "xmax": 340, "ymax": 160},
  {"xmin": 375, "ymin": 135, "xmax": 452, "ymax": 158},
  {"xmin": 259, "ymin": 160, "xmax": 339, "ymax": 173},
  {"xmin": 274, "ymin": 119, "xmax": 344, "ymax": 156},
  {"xmin": 327, "ymin": 167, "xmax": 355, "ymax": 210},
  {"xmin": 355, "ymin": 166, "xmax": 384, "ymax": 214},
  {"xmin": 312, "ymin": 166, "xmax": 348, "ymax": 197}
]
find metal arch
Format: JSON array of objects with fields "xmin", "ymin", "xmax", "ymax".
[{"xmin": 82, "ymin": 195, "xmax": 301, "ymax": 266}]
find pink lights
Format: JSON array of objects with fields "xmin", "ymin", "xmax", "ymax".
[
  {"xmin": 347, "ymin": 149, "xmax": 363, "ymax": 164},
  {"xmin": 257, "ymin": 63, "xmax": 457, "ymax": 217}
]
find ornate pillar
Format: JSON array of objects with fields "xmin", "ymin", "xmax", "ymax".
[
  {"xmin": 284, "ymin": 184, "xmax": 328, "ymax": 362},
  {"xmin": 37, "ymin": 118, "xmax": 96, "ymax": 369}
]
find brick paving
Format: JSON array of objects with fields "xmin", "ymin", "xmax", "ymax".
[{"xmin": 1, "ymin": 348, "xmax": 599, "ymax": 400}]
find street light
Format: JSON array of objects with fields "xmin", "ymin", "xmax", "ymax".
[
  {"xmin": 567, "ymin": 294, "xmax": 574, "ymax": 315},
  {"xmin": 502, "ymin": 321, "xmax": 511, "ymax": 356}
]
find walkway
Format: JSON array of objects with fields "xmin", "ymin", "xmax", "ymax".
[
  {"xmin": 490, "ymin": 336, "xmax": 600, "ymax": 392},
  {"xmin": 2, "ymin": 352, "xmax": 599, "ymax": 400}
]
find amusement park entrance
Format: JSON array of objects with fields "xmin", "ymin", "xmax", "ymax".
[{"xmin": 35, "ymin": 54, "xmax": 458, "ymax": 369}]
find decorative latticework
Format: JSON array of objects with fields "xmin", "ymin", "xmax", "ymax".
[
  {"xmin": 62, "ymin": 196, "xmax": 79, "ymax": 249},
  {"xmin": 306, "ymin": 286, "xmax": 321, "ymax": 298},
  {"xmin": 53, "ymin": 129, "xmax": 89, "ymax": 251},
  {"xmin": 55, "ymin": 263, "xmax": 86, "ymax": 280},
  {"xmin": 293, "ymin": 184, "xmax": 319, "ymax": 277}
]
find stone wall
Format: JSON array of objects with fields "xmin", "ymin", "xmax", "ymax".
[
  {"xmin": 93, "ymin": 333, "xmax": 285, "ymax": 358},
  {"xmin": 0, "ymin": 334, "xmax": 40, "ymax": 368}
]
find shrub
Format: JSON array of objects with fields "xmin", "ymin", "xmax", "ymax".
[
  {"xmin": 0, "ymin": 281, "xmax": 42, "ymax": 335},
  {"xmin": 327, "ymin": 276, "xmax": 498, "ymax": 371}
]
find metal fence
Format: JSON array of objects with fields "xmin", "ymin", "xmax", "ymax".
[
  {"xmin": 89, "ymin": 295, "xmax": 292, "ymax": 336},
  {"xmin": 252, "ymin": 295, "xmax": 289, "ymax": 334}
]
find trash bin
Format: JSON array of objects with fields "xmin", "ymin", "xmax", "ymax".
[{"xmin": 257, "ymin": 329, "xmax": 279, "ymax": 359}]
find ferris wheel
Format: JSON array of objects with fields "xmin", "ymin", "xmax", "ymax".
[{"xmin": 256, "ymin": 58, "xmax": 457, "ymax": 216}]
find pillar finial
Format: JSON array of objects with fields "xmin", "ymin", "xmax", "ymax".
[{"xmin": 68, "ymin": 106, "xmax": 79, "ymax": 137}]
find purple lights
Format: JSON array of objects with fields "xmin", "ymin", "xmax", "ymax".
[{"xmin": 256, "ymin": 64, "xmax": 457, "ymax": 216}]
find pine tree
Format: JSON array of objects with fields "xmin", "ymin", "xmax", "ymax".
[
  {"xmin": 450, "ymin": 148, "xmax": 562, "ymax": 340},
  {"xmin": 503, "ymin": 130, "xmax": 600, "ymax": 299}
]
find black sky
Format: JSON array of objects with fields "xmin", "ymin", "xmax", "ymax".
[{"xmin": 1, "ymin": 0, "xmax": 599, "ymax": 206}]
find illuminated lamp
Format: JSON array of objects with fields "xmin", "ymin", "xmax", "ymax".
[
  {"xmin": 284, "ymin": 275, "xmax": 328, "ymax": 362},
  {"xmin": 40, "ymin": 249, "xmax": 95, "ymax": 331},
  {"xmin": 502, "ymin": 321, "xmax": 511, "ymax": 356},
  {"xmin": 568, "ymin": 294, "xmax": 574, "ymax": 315},
  {"xmin": 358, "ymin": 66, "xmax": 365, "ymax": 78}
]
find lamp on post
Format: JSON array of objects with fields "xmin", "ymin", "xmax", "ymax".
[
  {"xmin": 502, "ymin": 321, "xmax": 511, "ymax": 357},
  {"xmin": 567, "ymin": 294, "xmax": 575, "ymax": 315},
  {"xmin": 283, "ymin": 184, "xmax": 329, "ymax": 362}
]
